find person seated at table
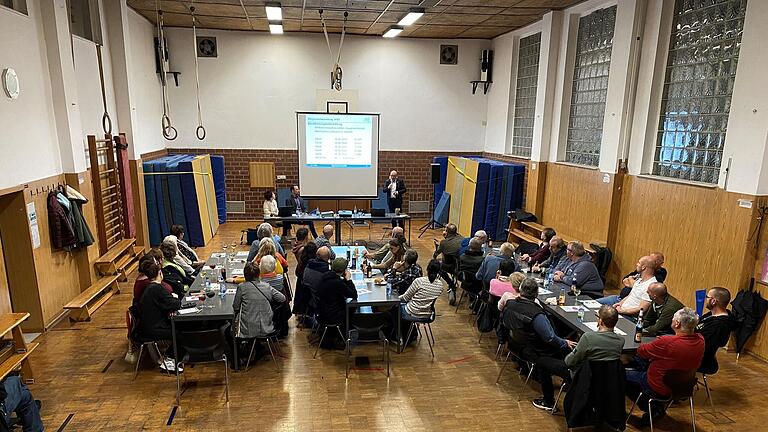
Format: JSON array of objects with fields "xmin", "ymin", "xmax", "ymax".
[
  {"xmin": 263, "ymin": 190, "xmax": 279, "ymax": 219},
  {"xmin": 599, "ymin": 256, "xmax": 657, "ymax": 313},
  {"xmin": 459, "ymin": 230, "xmax": 489, "ymax": 256},
  {"xmin": 641, "ymin": 282, "xmax": 684, "ymax": 336},
  {"xmin": 491, "ymin": 261, "xmax": 526, "ymax": 300},
  {"xmin": 0, "ymin": 374, "xmax": 44, "ymax": 432},
  {"xmin": 532, "ymin": 305, "xmax": 625, "ymax": 412},
  {"xmin": 161, "ymin": 234, "xmax": 199, "ymax": 276},
  {"xmin": 475, "ymin": 242, "xmax": 516, "ymax": 287},
  {"xmin": 257, "ymin": 255, "xmax": 285, "ymax": 293},
  {"xmin": 160, "ymin": 241, "xmax": 194, "ymax": 297},
  {"xmin": 168, "ymin": 225, "xmax": 204, "ymax": 271},
  {"xmin": 303, "ymin": 246, "xmax": 333, "ymax": 317},
  {"xmin": 433, "ymin": 223, "xmax": 464, "ymax": 304},
  {"xmin": 457, "ymin": 237, "xmax": 486, "ymax": 298},
  {"xmin": 284, "ymin": 185, "xmax": 318, "ymax": 238},
  {"xmin": 387, "ymin": 249, "xmax": 423, "ymax": 295},
  {"xmin": 626, "ymin": 307, "xmax": 704, "ymax": 423},
  {"xmin": 247, "ymin": 223, "xmax": 285, "ymax": 262},
  {"xmin": 316, "ymin": 258, "xmax": 358, "ymax": 348},
  {"xmin": 371, "ymin": 238, "xmax": 404, "ymax": 272},
  {"xmin": 232, "ymin": 262, "xmax": 286, "ymax": 367},
  {"xmin": 552, "ymin": 241, "xmax": 603, "ymax": 296},
  {"xmin": 696, "ymin": 287, "xmax": 735, "ymax": 375},
  {"xmin": 255, "ymin": 237, "xmax": 288, "ymax": 275},
  {"xmin": 133, "ymin": 249, "xmax": 173, "ymax": 308},
  {"xmin": 364, "ymin": 226, "xmax": 404, "ymax": 263},
  {"xmin": 521, "ymin": 227, "xmax": 556, "ymax": 267},
  {"xmin": 617, "ymin": 251, "xmax": 668, "ymax": 300},
  {"xmin": 137, "ymin": 258, "xmax": 182, "ymax": 373},
  {"xmin": 531, "ymin": 237, "xmax": 567, "ymax": 274},
  {"xmin": 502, "ymin": 278, "xmax": 576, "ymax": 411},
  {"xmin": 292, "ymin": 242, "xmax": 318, "ymax": 320},
  {"xmin": 314, "ymin": 224, "xmax": 336, "ymax": 259},
  {"xmin": 399, "ymin": 259, "xmax": 443, "ymax": 345},
  {"xmin": 291, "ymin": 227, "xmax": 310, "ymax": 262}
]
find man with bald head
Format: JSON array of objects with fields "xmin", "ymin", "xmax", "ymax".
[
  {"xmin": 302, "ymin": 246, "xmax": 333, "ymax": 317},
  {"xmin": 476, "ymin": 242, "xmax": 518, "ymax": 286},
  {"xmin": 364, "ymin": 226, "xmax": 404, "ymax": 263},
  {"xmin": 383, "ymin": 170, "xmax": 407, "ymax": 227},
  {"xmin": 599, "ymin": 255, "xmax": 657, "ymax": 313},
  {"xmin": 641, "ymin": 282, "xmax": 685, "ymax": 336},
  {"xmin": 314, "ymin": 224, "xmax": 336, "ymax": 260}
]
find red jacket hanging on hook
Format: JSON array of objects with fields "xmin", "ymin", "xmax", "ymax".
[{"xmin": 47, "ymin": 191, "xmax": 76, "ymax": 250}]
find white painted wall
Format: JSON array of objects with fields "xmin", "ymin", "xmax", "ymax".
[
  {"xmin": 0, "ymin": 1, "xmax": 62, "ymax": 189},
  {"xmin": 483, "ymin": 32, "xmax": 514, "ymax": 155},
  {"xmin": 127, "ymin": 8, "xmax": 167, "ymax": 157},
  {"xmin": 159, "ymin": 29, "xmax": 490, "ymax": 151}
]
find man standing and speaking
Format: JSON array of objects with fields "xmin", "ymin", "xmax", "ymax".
[{"xmin": 383, "ymin": 170, "xmax": 406, "ymax": 228}]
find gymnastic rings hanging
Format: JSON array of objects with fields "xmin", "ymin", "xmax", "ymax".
[
  {"xmin": 162, "ymin": 114, "xmax": 178, "ymax": 140},
  {"xmin": 96, "ymin": 44, "xmax": 112, "ymax": 135},
  {"xmin": 191, "ymin": 5, "xmax": 207, "ymax": 141}
]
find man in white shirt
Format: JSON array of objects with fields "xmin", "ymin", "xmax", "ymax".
[
  {"xmin": 606, "ymin": 255, "xmax": 657, "ymax": 316},
  {"xmin": 383, "ymin": 170, "xmax": 406, "ymax": 228}
]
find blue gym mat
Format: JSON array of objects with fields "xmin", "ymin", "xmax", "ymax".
[{"xmin": 210, "ymin": 155, "xmax": 227, "ymax": 224}]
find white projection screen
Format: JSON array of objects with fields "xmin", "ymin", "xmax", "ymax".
[{"xmin": 296, "ymin": 112, "xmax": 380, "ymax": 198}]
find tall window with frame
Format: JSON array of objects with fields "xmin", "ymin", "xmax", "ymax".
[
  {"xmin": 653, "ymin": 0, "xmax": 746, "ymax": 184},
  {"xmin": 510, "ymin": 33, "xmax": 542, "ymax": 158},
  {"xmin": 0, "ymin": 0, "xmax": 27, "ymax": 14},
  {"xmin": 564, "ymin": 6, "xmax": 617, "ymax": 167}
]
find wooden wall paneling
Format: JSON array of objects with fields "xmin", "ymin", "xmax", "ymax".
[
  {"xmin": 540, "ymin": 163, "xmax": 613, "ymax": 245},
  {"xmin": 525, "ymin": 161, "xmax": 547, "ymax": 216},
  {"xmin": 0, "ymin": 234, "xmax": 13, "ymax": 315},
  {"xmin": 24, "ymin": 176, "xmax": 83, "ymax": 328},
  {"xmin": 0, "ymin": 191, "xmax": 43, "ymax": 331},
  {"xmin": 611, "ymin": 176, "xmax": 756, "ymax": 308},
  {"xmin": 249, "ymin": 162, "xmax": 275, "ymax": 188},
  {"xmin": 130, "ymin": 159, "xmax": 150, "ymax": 250}
]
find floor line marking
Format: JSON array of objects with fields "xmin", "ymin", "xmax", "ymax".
[
  {"xmin": 56, "ymin": 413, "xmax": 75, "ymax": 432},
  {"xmin": 166, "ymin": 406, "xmax": 178, "ymax": 426},
  {"xmin": 101, "ymin": 359, "xmax": 114, "ymax": 373}
]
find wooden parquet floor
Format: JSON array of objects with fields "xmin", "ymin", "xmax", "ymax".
[{"xmin": 30, "ymin": 221, "xmax": 768, "ymax": 431}]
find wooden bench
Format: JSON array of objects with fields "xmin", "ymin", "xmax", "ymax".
[
  {"xmin": 509, "ymin": 220, "xmax": 596, "ymax": 254},
  {"xmin": 64, "ymin": 275, "xmax": 120, "ymax": 322},
  {"xmin": 0, "ymin": 313, "xmax": 39, "ymax": 384},
  {"xmin": 507, "ymin": 228, "xmax": 542, "ymax": 248},
  {"xmin": 94, "ymin": 238, "xmax": 143, "ymax": 282}
]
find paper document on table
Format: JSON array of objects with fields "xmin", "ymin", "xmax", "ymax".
[
  {"xmin": 226, "ymin": 288, "xmax": 237, "ymax": 294},
  {"xmin": 177, "ymin": 307, "xmax": 199, "ymax": 315},
  {"xmin": 211, "ymin": 253, "xmax": 226, "ymax": 258},
  {"xmin": 539, "ymin": 288, "xmax": 552, "ymax": 295},
  {"xmin": 581, "ymin": 300, "xmax": 602, "ymax": 309},
  {"xmin": 560, "ymin": 305, "xmax": 587, "ymax": 313},
  {"xmin": 356, "ymin": 288, "xmax": 372, "ymax": 295},
  {"xmin": 185, "ymin": 296, "xmax": 199, "ymax": 302},
  {"xmin": 209, "ymin": 283, "xmax": 220, "ymax": 290},
  {"xmin": 235, "ymin": 251, "xmax": 249, "ymax": 258},
  {"xmin": 231, "ymin": 269, "xmax": 244, "ymax": 277},
  {"xmin": 584, "ymin": 321, "xmax": 627, "ymax": 336}
]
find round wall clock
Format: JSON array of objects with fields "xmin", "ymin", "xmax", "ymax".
[{"xmin": 2, "ymin": 68, "xmax": 20, "ymax": 100}]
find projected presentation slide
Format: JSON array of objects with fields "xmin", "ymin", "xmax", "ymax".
[{"xmin": 305, "ymin": 114, "xmax": 373, "ymax": 168}]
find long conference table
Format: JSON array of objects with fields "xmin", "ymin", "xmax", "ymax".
[
  {"xmin": 171, "ymin": 245, "xmax": 404, "ymax": 371},
  {"xmin": 266, "ymin": 212, "xmax": 412, "ymax": 245}
]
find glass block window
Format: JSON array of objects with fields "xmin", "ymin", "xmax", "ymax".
[
  {"xmin": 565, "ymin": 6, "xmax": 617, "ymax": 167},
  {"xmin": 653, "ymin": 0, "xmax": 746, "ymax": 184},
  {"xmin": 510, "ymin": 33, "xmax": 542, "ymax": 158}
]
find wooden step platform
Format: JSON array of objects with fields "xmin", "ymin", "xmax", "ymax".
[
  {"xmin": 94, "ymin": 238, "xmax": 143, "ymax": 281},
  {"xmin": 508, "ymin": 228, "xmax": 541, "ymax": 247},
  {"xmin": 63, "ymin": 275, "xmax": 120, "ymax": 322}
]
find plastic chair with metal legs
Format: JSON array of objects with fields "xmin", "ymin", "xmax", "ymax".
[
  {"xmin": 313, "ymin": 322, "xmax": 346, "ymax": 359},
  {"xmin": 244, "ymin": 332, "xmax": 281, "ymax": 371},
  {"xmin": 626, "ymin": 369, "xmax": 697, "ymax": 432},
  {"xmin": 133, "ymin": 341, "xmax": 169, "ymax": 380}
]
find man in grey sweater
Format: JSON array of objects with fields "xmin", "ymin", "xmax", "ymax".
[
  {"xmin": 532, "ymin": 305, "xmax": 624, "ymax": 411},
  {"xmin": 553, "ymin": 241, "xmax": 604, "ymax": 296}
]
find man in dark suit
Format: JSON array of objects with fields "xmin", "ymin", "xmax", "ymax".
[
  {"xmin": 383, "ymin": 170, "xmax": 406, "ymax": 228},
  {"xmin": 284, "ymin": 185, "xmax": 318, "ymax": 238}
]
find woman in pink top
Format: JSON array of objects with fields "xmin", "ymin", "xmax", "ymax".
[{"xmin": 490, "ymin": 259, "xmax": 523, "ymax": 297}]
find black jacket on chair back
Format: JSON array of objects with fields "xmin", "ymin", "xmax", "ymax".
[
  {"xmin": 564, "ymin": 360, "xmax": 626, "ymax": 430},
  {"xmin": 501, "ymin": 297, "xmax": 551, "ymax": 358}
]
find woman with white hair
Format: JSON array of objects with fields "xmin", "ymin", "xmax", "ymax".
[{"xmin": 247, "ymin": 222, "xmax": 285, "ymax": 262}]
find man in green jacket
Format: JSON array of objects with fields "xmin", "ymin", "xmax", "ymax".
[{"xmin": 642, "ymin": 282, "xmax": 685, "ymax": 336}]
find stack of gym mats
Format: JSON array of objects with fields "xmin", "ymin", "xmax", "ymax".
[
  {"xmin": 210, "ymin": 155, "xmax": 227, "ymax": 225},
  {"xmin": 432, "ymin": 156, "xmax": 525, "ymax": 240},
  {"xmin": 143, "ymin": 154, "xmax": 222, "ymax": 247}
]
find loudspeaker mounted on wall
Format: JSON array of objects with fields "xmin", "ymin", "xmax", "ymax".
[
  {"xmin": 430, "ymin": 163, "xmax": 441, "ymax": 184},
  {"xmin": 440, "ymin": 45, "xmax": 458, "ymax": 65},
  {"xmin": 480, "ymin": 49, "xmax": 493, "ymax": 82},
  {"xmin": 197, "ymin": 36, "xmax": 218, "ymax": 58}
]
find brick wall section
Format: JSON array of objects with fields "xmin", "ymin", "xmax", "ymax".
[{"xmin": 145, "ymin": 148, "xmax": 528, "ymax": 220}]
